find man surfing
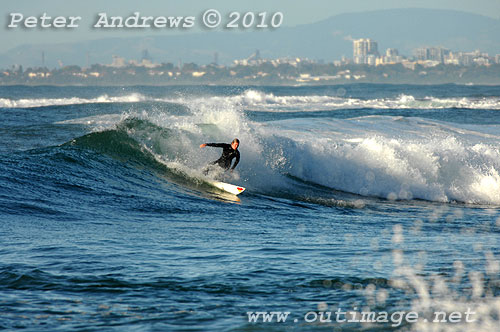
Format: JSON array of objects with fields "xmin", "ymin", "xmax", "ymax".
[{"xmin": 200, "ymin": 138, "xmax": 240, "ymax": 172}]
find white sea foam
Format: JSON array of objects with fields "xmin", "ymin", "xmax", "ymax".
[
  {"xmin": 385, "ymin": 237, "xmax": 500, "ymax": 332},
  {"xmin": 4, "ymin": 89, "xmax": 500, "ymax": 111},
  {"xmin": 55, "ymin": 114, "xmax": 124, "ymax": 132},
  {"xmin": 256, "ymin": 116, "xmax": 500, "ymax": 204},
  {"xmin": 192, "ymin": 90, "xmax": 500, "ymax": 112},
  {"xmin": 0, "ymin": 93, "xmax": 147, "ymax": 108}
]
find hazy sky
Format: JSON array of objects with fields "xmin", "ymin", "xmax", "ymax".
[{"xmin": 1, "ymin": 0, "xmax": 499, "ymax": 53}]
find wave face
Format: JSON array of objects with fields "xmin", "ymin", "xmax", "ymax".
[{"xmin": 50, "ymin": 87, "xmax": 500, "ymax": 205}]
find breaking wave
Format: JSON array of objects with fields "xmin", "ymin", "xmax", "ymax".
[
  {"xmin": 59, "ymin": 91, "xmax": 500, "ymax": 205},
  {"xmin": 164, "ymin": 90, "xmax": 500, "ymax": 112},
  {"xmin": 2, "ymin": 89, "xmax": 500, "ymax": 111},
  {"xmin": 0, "ymin": 93, "xmax": 147, "ymax": 108}
]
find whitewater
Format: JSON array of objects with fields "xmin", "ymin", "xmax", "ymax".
[{"xmin": 1, "ymin": 84, "xmax": 499, "ymax": 331}]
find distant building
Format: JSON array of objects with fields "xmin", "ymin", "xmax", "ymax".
[
  {"xmin": 141, "ymin": 49, "xmax": 152, "ymax": 62},
  {"xmin": 443, "ymin": 50, "xmax": 491, "ymax": 66},
  {"xmin": 381, "ymin": 48, "xmax": 403, "ymax": 64},
  {"xmin": 457, "ymin": 53, "xmax": 475, "ymax": 66},
  {"xmin": 366, "ymin": 55, "xmax": 377, "ymax": 66},
  {"xmin": 233, "ymin": 51, "xmax": 315, "ymax": 68},
  {"xmin": 233, "ymin": 50, "xmax": 263, "ymax": 66},
  {"xmin": 473, "ymin": 57, "xmax": 489, "ymax": 66},
  {"xmin": 414, "ymin": 47, "xmax": 450, "ymax": 63},
  {"xmin": 496, "ymin": 55, "xmax": 500, "ymax": 64},
  {"xmin": 386, "ymin": 48, "xmax": 399, "ymax": 57},
  {"xmin": 110, "ymin": 55, "xmax": 126, "ymax": 67},
  {"xmin": 353, "ymin": 39, "xmax": 379, "ymax": 65},
  {"xmin": 108, "ymin": 55, "xmax": 158, "ymax": 68},
  {"xmin": 444, "ymin": 53, "xmax": 460, "ymax": 65}
]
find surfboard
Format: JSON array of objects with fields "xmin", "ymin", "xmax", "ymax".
[{"xmin": 209, "ymin": 180, "xmax": 246, "ymax": 195}]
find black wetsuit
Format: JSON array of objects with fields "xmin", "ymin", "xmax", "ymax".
[{"xmin": 206, "ymin": 143, "xmax": 240, "ymax": 170}]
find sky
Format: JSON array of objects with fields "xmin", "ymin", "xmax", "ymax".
[{"xmin": 1, "ymin": 0, "xmax": 500, "ymax": 53}]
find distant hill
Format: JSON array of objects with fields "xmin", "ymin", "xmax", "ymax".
[{"xmin": 1, "ymin": 8, "xmax": 499, "ymax": 68}]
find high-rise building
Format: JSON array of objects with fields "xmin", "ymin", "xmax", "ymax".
[
  {"xmin": 141, "ymin": 49, "xmax": 151, "ymax": 62},
  {"xmin": 353, "ymin": 39, "xmax": 379, "ymax": 64},
  {"xmin": 382, "ymin": 48, "xmax": 402, "ymax": 64},
  {"xmin": 414, "ymin": 47, "xmax": 450, "ymax": 63},
  {"xmin": 386, "ymin": 49, "xmax": 399, "ymax": 57}
]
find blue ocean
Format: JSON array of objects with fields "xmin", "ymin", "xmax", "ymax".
[{"xmin": 1, "ymin": 84, "xmax": 499, "ymax": 331}]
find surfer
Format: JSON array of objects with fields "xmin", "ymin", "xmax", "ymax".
[{"xmin": 200, "ymin": 138, "xmax": 240, "ymax": 172}]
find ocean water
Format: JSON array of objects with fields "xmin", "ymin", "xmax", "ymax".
[{"xmin": 0, "ymin": 84, "xmax": 499, "ymax": 331}]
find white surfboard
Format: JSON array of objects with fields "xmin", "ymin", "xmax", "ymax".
[{"xmin": 210, "ymin": 181, "xmax": 246, "ymax": 195}]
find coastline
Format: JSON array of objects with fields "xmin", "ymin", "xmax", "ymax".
[{"xmin": 2, "ymin": 64, "xmax": 500, "ymax": 86}]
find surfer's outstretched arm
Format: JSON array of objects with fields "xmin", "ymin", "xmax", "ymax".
[{"xmin": 201, "ymin": 143, "xmax": 227, "ymax": 148}]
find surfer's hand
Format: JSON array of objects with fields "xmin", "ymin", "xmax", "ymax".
[{"xmin": 200, "ymin": 144, "xmax": 206, "ymax": 148}]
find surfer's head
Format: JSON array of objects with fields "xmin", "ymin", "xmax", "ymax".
[{"xmin": 231, "ymin": 138, "xmax": 240, "ymax": 150}]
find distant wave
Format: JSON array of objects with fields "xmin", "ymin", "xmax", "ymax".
[
  {"xmin": 162, "ymin": 90, "xmax": 500, "ymax": 113},
  {"xmin": 0, "ymin": 93, "xmax": 147, "ymax": 108},
  {"xmin": 235, "ymin": 90, "xmax": 500, "ymax": 111},
  {"xmin": 3, "ymin": 89, "xmax": 500, "ymax": 111}
]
